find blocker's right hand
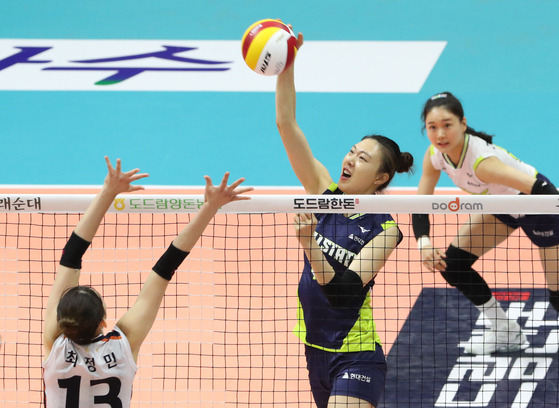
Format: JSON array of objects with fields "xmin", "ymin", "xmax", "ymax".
[
  {"xmin": 102, "ymin": 156, "xmax": 149, "ymax": 196},
  {"xmin": 420, "ymin": 245, "xmax": 447, "ymax": 272},
  {"xmin": 203, "ymin": 172, "xmax": 253, "ymax": 209}
]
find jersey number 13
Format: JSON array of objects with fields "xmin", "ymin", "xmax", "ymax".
[{"xmin": 58, "ymin": 375, "xmax": 123, "ymax": 408}]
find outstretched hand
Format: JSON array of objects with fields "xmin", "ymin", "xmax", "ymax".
[
  {"xmin": 278, "ymin": 22, "xmax": 303, "ymax": 77},
  {"xmin": 102, "ymin": 156, "xmax": 149, "ymax": 196},
  {"xmin": 203, "ymin": 172, "xmax": 253, "ymax": 209},
  {"xmin": 284, "ymin": 22, "xmax": 304, "ymax": 50},
  {"xmin": 294, "ymin": 31, "xmax": 304, "ymax": 50}
]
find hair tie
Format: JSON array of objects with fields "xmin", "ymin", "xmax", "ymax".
[{"xmin": 430, "ymin": 93, "xmax": 448, "ymax": 100}]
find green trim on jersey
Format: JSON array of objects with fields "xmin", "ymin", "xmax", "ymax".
[
  {"xmin": 382, "ymin": 220, "xmax": 398, "ymax": 231},
  {"xmin": 329, "ymin": 182, "xmax": 369, "ymax": 221},
  {"xmin": 443, "ymin": 133, "xmax": 470, "ymax": 169},
  {"xmin": 294, "ymin": 290, "xmax": 381, "ymax": 352},
  {"xmin": 472, "ymin": 155, "xmax": 485, "ymax": 172}
]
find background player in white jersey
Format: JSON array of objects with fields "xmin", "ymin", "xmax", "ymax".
[
  {"xmin": 276, "ymin": 26, "xmax": 414, "ymax": 408},
  {"xmin": 43, "ymin": 156, "xmax": 252, "ymax": 408},
  {"xmin": 412, "ymin": 92, "xmax": 559, "ymax": 355}
]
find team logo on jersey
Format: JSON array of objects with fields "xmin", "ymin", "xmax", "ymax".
[
  {"xmin": 358, "ymin": 225, "xmax": 371, "ymax": 233},
  {"xmin": 341, "ymin": 371, "xmax": 372, "ymax": 383},
  {"xmin": 314, "ymin": 232, "xmax": 357, "ymax": 267},
  {"xmin": 348, "ymin": 233, "xmax": 365, "ymax": 245}
]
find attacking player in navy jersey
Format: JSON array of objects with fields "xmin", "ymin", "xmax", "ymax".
[
  {"xmin": 276, "ymin": 26, "xmax": 414, "ymax": 408},
  {"xmin": 412, "ymin": 92, "xmax": 559, "ymax": 355},
  {"xmin": 43, "ymin": 156, "xmax": 252, "ymax": 408}
]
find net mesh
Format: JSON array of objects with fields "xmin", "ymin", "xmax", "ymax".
[{"xmin": 1, "ymin": 193, "xmax": 558, "ymax": 407}]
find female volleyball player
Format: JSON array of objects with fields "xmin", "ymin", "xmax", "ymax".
[
  {"xmin": 412, "ymin": 92, "xmax": 559, "ymax": 355},
  {"xmin": 43, "ymin": 156, "xmax": 252, "ymax": 408},
  {"xmin": 276, "ymin": 29, "xmax": 414, "ymax": 408}
]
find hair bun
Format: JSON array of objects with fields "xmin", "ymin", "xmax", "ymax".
[{"xmin": 397, "ymin": 152, "xmax": 415, "ymax": 174}]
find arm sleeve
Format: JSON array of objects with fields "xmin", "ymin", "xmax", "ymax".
[
  {"xmin": 320, "ymin": 269, "xmax": 366, "ymax": 309},
  {"xmin": 411, "ymin": 213, "xmax": 430, "ymax": 239},
  {"xmin": 60, "ymin": 232, "xmax": 91, "ymax": 269}
]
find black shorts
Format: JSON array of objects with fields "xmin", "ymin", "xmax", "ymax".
[
  {"xmin": 304, "ymin": 344, "xmax": 387, "ymax": 408},
  {"xmin": 494, "ymin": 174, "xmax": 559, "ymax": 247}
]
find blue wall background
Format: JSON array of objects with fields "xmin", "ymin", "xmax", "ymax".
[{"xmin": 1, "ymin": 1, "xmax": 558, "ymax": 187}]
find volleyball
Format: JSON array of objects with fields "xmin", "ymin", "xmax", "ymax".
[{"xmin": 241, "ymin": 19, "xmax": 298, "ymax": 76}]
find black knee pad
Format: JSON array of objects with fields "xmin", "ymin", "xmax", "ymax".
[
  {"xmin": 441, "ymin": 245, "xmax": 491, "ymax": 306},
  {"xmin": 549, "ymin": 289, "xmax": 559, "ymax": 313},
  {"xmin": 442, "ymin": 245, "xmax": 479, "ymax": 282}
]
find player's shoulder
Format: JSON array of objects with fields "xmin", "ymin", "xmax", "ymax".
[{"xmin": 322, "ymin": 182, "xmax": 342, "ymax": 195}]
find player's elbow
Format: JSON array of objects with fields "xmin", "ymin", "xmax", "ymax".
[{"xmin": 320, "ymin": 269, "xmax": 368, "ymax": 309}]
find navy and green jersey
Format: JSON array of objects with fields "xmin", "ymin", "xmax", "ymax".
[{"xmin": 294, "ymin": 183, "xmax": 401, "ymax": 352}]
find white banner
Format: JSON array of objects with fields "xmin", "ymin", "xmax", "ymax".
[
  {"xmin": 0, "ymin": 39, "xmax": 445, "ymax": 92},
  {"xmin": 1, "ymin": 194, "xmax": 558, "ymax": 214}
]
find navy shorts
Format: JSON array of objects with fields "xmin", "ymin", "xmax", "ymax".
[
  {"xmin": 304, "ymin": 344, "xmax": 387, "ymax": 408},
  {"xmin": 494, "ymin": 174, "xmax": 559, "ymax": 248}
]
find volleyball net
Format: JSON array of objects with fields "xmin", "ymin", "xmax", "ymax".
[{"xmin": 1, "ymin": 193, "xmax": 558, "ymax": 407}]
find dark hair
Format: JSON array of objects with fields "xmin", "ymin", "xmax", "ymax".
[
  {"xmin": 421, "ymin": 92, "xmax": 494, "ymax": 144},
  {"xmin": 361, "ymin": 135, "xmax": 414, "ymax": 193},
  {"xmin": 57, "ymin": 286, "xmax": 105, "ymax": 345}
]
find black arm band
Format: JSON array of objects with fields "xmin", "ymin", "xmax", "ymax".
[
  {"xmin": 320, "ymin": 269, "xmax": 365, "ymax": 309},
  {"xmin": 60, "ymin": 232, "xmax": 91, "ymax": 269},
  {"xmin": 411, "ymin": 213, "xmax": 430, "ymax": 239},
  {"xmin": 152, "ymin": 243, "xmax": 189, "ymax": 281},
  {"xmin": 530, "ymin": 179, "xmax": 559, "ymax": 195}
]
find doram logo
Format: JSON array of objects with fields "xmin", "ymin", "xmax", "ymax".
[{"xmin": 431, "ymin": 197, "xmax": 484, "ymax": 212}]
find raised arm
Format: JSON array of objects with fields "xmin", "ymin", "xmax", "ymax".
[
  {"xmin": 116, "ymin": 173, "xmax": 253, "ymax": 361},
  {"xmin": 44, "ymin": 157, "xmax": 148, "ymax": 355},
  {"xmin": 275, "ymin": 32, "xmax": 332, "ymax": 194}
]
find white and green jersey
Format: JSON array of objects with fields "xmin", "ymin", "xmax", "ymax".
[{"xmin": 429, "ymin": 133, "xmax": 537, "ymax": 195}]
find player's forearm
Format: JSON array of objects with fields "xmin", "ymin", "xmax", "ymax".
[
  {"xmin": 172, "ymin": 202, "xmax": 218, "ymax": 252},
  {"xmin": 275, "ymin": 65, "xmax": 297, "ymax": 128},
  {"xmin": 301, "ymin": 240, "xmax": 335, "ymax": 285},
  {"xmin": 74, "ymin": 188, "xmax": 116, "ymax": 242}
]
